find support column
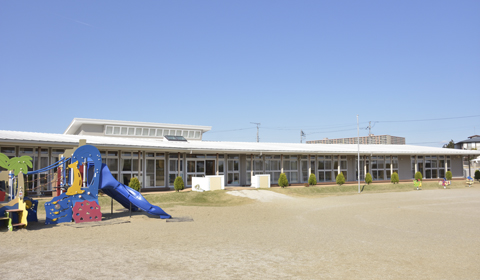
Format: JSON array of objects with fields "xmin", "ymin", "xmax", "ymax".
[
  {"xmin": 37, "ymin": 146, "xmax": 41, "ymax": 195},
  {"xmin": 308, "ymin": 155, "xmax": 311, "ymax": 176},
  {"xmin": 390, "ymin": 155, "xmax": 393, "ymax": 174},
  {"xmin": 363, "ymin": 155, "xmax": 367, "ymax": 177},
  {"xmin": 337, "ymin": 155, "xmax": 341, "ymax": 174},
  {"xmin": 216, "ymin": 153, "xmax": 219, "ymax": 175},
  {"xmin": 250, "ymin": 154, "xmax": 253, "ymax": 183},
  {"xmin": 415, "ymin": 156, "xmax": 418, "ymax": 173},
  {"xmin": 281, "ymin": 154, "xmax": 284, "ymax": 173},
  {"xmin": 177, "ymin": 152, "xmax": 181, "ymax": 177}
]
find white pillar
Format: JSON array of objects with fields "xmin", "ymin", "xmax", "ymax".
[{"xmin": 308, "ymin": 155, "xmax": 311, "ymax": 176}]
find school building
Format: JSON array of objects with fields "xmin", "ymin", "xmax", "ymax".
[{"xmin": 1, "ymin": 118, "xmax": 479, "ymax": 194}]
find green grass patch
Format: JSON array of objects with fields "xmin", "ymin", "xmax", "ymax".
[{"xmin": 268, "ymin": 180, "xmax": 474, "ymax": 197}]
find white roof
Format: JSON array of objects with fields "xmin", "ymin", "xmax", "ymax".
[
  {"xmin": 64, "ymin": 118, "xmax": 212, "ymax": 135},
  {"xmin": 1, "ymin": 130, "xmax": 480, "ymax": 156}
]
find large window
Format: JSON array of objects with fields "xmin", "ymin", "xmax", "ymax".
[
  {"xmin": 101, "ymin": 151, "xmax": 119, "ymax": 180},
  {"xmin": 333, "ymin": 156, "xmax": 348, "ymax": 181},
  {"xmin": 246, "ymin": 155, "xmax": 264, "ymax": 185},
  {"xmin": 265, "ymin": 155, "xmax": 281, "ymax": 183},
  {"xmin": 105, "ymin": 125, "xmax": 202, "ymax": 140},
  {"xmin": 145, "ymin": 153, "xmax": 165, "ymax": 188},
  {"xmin": 121, "ymin": 152, "xmax": 142, "ymax": 186},
  {"xmin": 227, "ymin": 155, "xmax": 240, "ymax": 185},
  {"xmin": 385, "ymin": 156, "xmax": 399, "ymax": 179},
  {"xmin": 168, "ymin": 156, "xmax": 184, "ymax": 185},
  {"xmin": 411, "ymin": 155, "xmax": 450, "ymax": 179},
  {"xmin": 318, "ymin": 156, "xmax": 333, "ymax": 182},
  {"xmin": 283, "ymin": 156, "xmax": 298, "ymax": 183}
]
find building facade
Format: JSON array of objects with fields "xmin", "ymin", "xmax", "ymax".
[
  {"xmin": 1, "ymin": 119, "xmax": 478, "ymax": 194},
  {"xmin": 307, "ymin": 135, "xmax": 406, "ymax": 145}
]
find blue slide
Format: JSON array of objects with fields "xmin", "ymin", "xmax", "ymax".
[{"xmin": 99, "ymin": 164, "xmax": 171, "ymax": 219}]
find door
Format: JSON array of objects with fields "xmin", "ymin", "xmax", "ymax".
[{"xmin": 206, "ymin": 160, "xmax": 215, "ymax": 176}]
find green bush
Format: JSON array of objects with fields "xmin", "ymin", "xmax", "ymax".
[
  {"xmin": 390, "ymin": 172, "xmax": 399, "ymax": 184},
  {"xmin": 308, "ymin": 173, "xmax": 317, "ymax": 186},
  {"xmin": 336, "ymin": 172, "xmax": 345, "ymax": 186},
  {"xmin": 278, "ymin": 173, "xmax": 289, "ymax": 188},
  {"xmin": 474, "ymin": 170, "xmax": 480, "ymax": 181},
  {"xmin": 445, "ymin": 171, "xmax": 452, "ymax": 180},
  {"xmin": 415, "ymin": 171, "xmax": 423, "ymax": 181},
  {"xmin": 174, "ymin": 176, "xmax": 184, "ymax": 192},
  {"xmin": 128, "ymin": 177, "xmax": 141, "ymax": 192},
  {"xmin": 365, "ymin": 173, "xmax": 372, "ymax": 185}
]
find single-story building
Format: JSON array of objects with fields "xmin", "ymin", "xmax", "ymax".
[{"xmin": 1, "ymin": 118, "xmax": 479, "ymax": 193}]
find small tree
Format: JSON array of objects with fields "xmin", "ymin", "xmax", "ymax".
[
  {"xmin": 390, "ymin": 172, "xmax": 399, "ymax": 184},
  {"xmin": 365, "ymin": 173, "xmax": 372, "ymax": 185},
  {"xmin": 443, "ymin": 140, "xmax": 455, "ymax": 149},
  {"xmin": 128, "ymin": 177, "xmax": 141, "ymax": 192},
  {"xmin": 308, "ymin": 173, "xmax": 317, "ymax": 186},
  {"xmin": 174, "ymin": 176, "xmax": 184, "ymax": 192},
  {"xmin": 278, "ymin": 173, "xmax": 289, "ymax": 188},
  {"xmin": 475, "ymin": 170, "xmax": 480, "ymax": 182},
  {"xmin": 415, "ymin": 171, "xmax": 423, "ymax": 181},
  {"xmin": 445, "ymin": 171, "xmax": 453, "ymax": 180},
  {"xmin": 336, "ymin": 172, "xmax": 345, "ymax": 186}
]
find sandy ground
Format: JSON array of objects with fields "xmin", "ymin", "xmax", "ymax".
[{"xmin": 1, "ymin": 188, "xmax": 480, "ymax": 279}]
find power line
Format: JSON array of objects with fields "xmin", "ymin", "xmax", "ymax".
[
  {"xmin": 207, "ymin": 127, "xmax": 255, "ymax": 133},
  {"xmin": 377, "ymin": 114, "xmax": 480, "ymax": 123}
]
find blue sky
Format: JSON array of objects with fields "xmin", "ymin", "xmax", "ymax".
[{"xmin": 1, "ymin": 1, "xmax": 479, "ymax": 146}]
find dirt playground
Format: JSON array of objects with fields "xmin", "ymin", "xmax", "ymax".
[{"xmin": 1, "ymin": 188, "xmax": 479, "ymax": 279}]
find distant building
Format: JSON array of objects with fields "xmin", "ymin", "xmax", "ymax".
[
  {"xmin": 307, "ymin": 135, "xmax": 406, "ymax": 145},
  {"xmin": 454, "ymin": 135, "xmax": 480, "ymax": 177}
]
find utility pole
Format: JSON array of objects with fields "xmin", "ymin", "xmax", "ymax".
[
  {"xmin": 300, "ymin": 130, "xmax": 306, "ymax": 143},
  {"xmin": 357, "ymin": 115, "xmax": 360, "ymax": 194},
  {"xmin": 251, "ymin": 122, "xmax": 261, "ymax": 142}
]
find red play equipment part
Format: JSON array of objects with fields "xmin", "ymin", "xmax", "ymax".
[{"xmin": 72, "ymin": 201, "xmax": 102, "ymax": 223}]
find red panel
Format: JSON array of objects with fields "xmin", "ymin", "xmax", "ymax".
[{"xmin": 72, "ymin": 201, "xmax": 102, "ymax": 223}]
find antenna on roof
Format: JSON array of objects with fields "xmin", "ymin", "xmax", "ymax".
[{"xmin": 251, "ymin": 122, "xmax": 261, "ymax": 142}]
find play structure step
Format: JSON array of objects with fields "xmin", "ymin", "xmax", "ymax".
[
  {"xmin": 11, "ymin": 223, "xmax": 26, "ymax": 227},
  {"xmin": 5, "ymin": 209, "xmax": 24, "ymax": 212}
]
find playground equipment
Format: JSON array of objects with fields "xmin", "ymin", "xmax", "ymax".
[
  {"xmin": 439, "ymin": 178, "xmax": 451, "ymax": 189},
  {"xmin": 414, "ymin": 179, "xmax": 422, "ymax": 190},
  {"xmin": 44, "ymin": 144, "xmax": 170, "ymax": 225},
  {"xmin": 466, "ymin": 176, "xmax": 474, "ymax": 187},
  {"xmin": 0, "ymin": 171, "xmax": 31, "ymax": 231}
]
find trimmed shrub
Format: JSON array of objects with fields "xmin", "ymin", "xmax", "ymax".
[
  {"xmin": 391, "ymin": 172, "xmax": 399, "ymax": 184},
  {"xmin": 336, "ymin": 172, "xmax": 345, "ymax": 186},
  {"xmin": 475, "ymin": 170, "xmax": 480, "ymax": 182},
  {"xmin": 128, "ymin": 177, "xmax": 141, "ymax": 192},
  {"xmin": 415, "ymin": 171, "xmax": 423, "ymax": 181},
  {"xmin": 174, "ymin": 176, "xmax": 184, "ymax": 192},
  {"xmin": 365, "ymin": 173, "xmax": 372, "ymax": 185},
  {"xmin": 304, "ymin": 183, "xmax": 309, "ymax": 187},
  {"xmin": 445, "ymin": 171, "xmax": 453, "ymax": 180},
  {"xmin": 308, "ymin": 173, "xmax": 317, "ymax": 186},
  {"xmin": 278, "ymin": 173, "xmax": 289, "ymax": 188}
]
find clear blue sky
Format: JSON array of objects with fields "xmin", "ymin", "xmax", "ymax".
[{"xmin": 1, "ymin": 1, "xmax": 479, "ymax": 146}]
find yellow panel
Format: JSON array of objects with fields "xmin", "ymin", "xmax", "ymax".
[
  {"xmin": 259, "ymin": 176, "xmax": 269, "ymax": 188},
  {"xmin": 209, "ymin": 177, "xmax": 222, "ymax": 190}
]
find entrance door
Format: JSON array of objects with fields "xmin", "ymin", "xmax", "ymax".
[{"xmin": 206, "ymin": 160, "xmax": 215, "ymax": 175}]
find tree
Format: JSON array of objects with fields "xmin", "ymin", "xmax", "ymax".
[
  {"xmin": 128, "ymin": 177, "xmax": 141, "ymax": 192},
  {"xmin": 278, "ymin": 173, "xmax": 289, "ymax": 188},
  {"xmin": 474, "ymin": 170, "xmax": 480, "ymax": 182},
  {"xmin": 174, "ymin": 176, "xmax": 184, "ymax": 192},
  {"xmin": 365, "ymin": 173, "xmax": 372, "ymax": 185},
  {"xmin": 308, "ymin": 173, "xmax": 317, "ymax": 186},
  {"xmin": 415, "ymin": 171, "xmax": 423, "ymax": 181},
  {"xmin": 336, "ymin": 172, "xmax": 345, "ymax": 186},
  {"xmin": 391, "ymin": 172, "xmax": 399, "ymax": 184},
  {"xmin": 7, "ymin": 156, "xmax": 33, "ymax": 176},
  {"xmin": 0, "ymin": 153, "xmax": 9, "ymax": 169},
  {"xmin": 443, "ymin": 140, "xmax": 455, "ymax": 149},
  {"xmin": 445, "ymin": 171, "xmax": 453, "ymax": 180}
]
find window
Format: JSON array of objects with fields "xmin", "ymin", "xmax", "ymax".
[
  {"xmin": 246, "ymin": 155, "xmax": 264, "ymax": 185},
  {"xmin": 145, "ymin": 153, "xmax": 165, "ymax": 188},
  {"xmin": 283, "ymin": 156, "xmax": 298, "ymax": 183},
  {"xmin": 265, "ymin": 155, "xmax": 281, "ymax": 183},
  {"xmin": 227, "ymin": 155, "xmax": 240, "ymax": 185},
  {"xmin": 318, "ymin": 156, "xmax": 333, "ymax": 182}
]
